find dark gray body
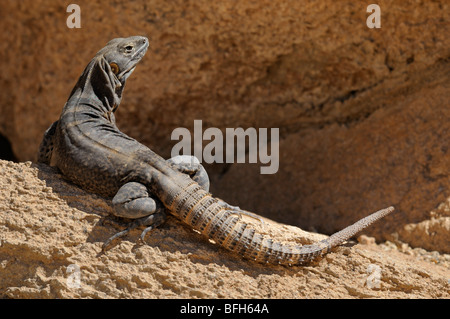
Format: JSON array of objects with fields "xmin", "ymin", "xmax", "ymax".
[{"xmin": 38, "ymin": 36, "xmax": 394, "ymax": 265}]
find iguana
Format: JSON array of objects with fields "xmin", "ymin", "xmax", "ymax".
[{"xmin": 37, "ymin": 36, "xmax": 394, "ymax": 265}]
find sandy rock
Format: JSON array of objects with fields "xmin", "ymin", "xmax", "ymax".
[{"xmin": 0, "ymin": 160, "xmax": 448, "ymax": 298}]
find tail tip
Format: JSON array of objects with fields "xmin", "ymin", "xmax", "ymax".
[{"xmin": 386, "ymin": 206, "xmax": 395, "ymax": 213}]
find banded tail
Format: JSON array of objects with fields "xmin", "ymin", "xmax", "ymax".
[{"xmin": 165, "ymin": 176, "xmax": 395, "ymax": 266}]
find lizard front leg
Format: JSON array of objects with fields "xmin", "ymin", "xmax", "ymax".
[{"xmin": 102, "ymin": 182, "xmax": 167, "ymax": 251}]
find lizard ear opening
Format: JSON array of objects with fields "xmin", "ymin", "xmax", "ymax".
[{"xmin": 110, "ymin": 62, "xmax": 119, "ymax": 75}]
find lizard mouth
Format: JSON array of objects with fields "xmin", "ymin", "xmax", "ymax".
[
  {"xmin": 132, "ymin": 41, "xmax": 149, "ymax": 60},
  {"xmin": 117, "ymin": 41, "xmax": 149, "ymax": 80},
  {"xmin": 118, "ymin": 66, "xmax": 136, "ymax": 80}
]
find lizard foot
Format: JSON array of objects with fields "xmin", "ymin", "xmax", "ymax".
[
  {"xmin": 102, "ymin": 211, "xmax": 167, "ymax": 251},
  {"xmin": 219, "ymin": 200, "xmax": 265, "ymax": 229},
  {"xmin": 167, "ymin": 155, "xmax": 210, "ymax": 191}
]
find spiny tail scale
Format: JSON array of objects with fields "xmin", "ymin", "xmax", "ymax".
[{"xmin": 164, "ymin": 175, "xmax": 395, "ymax": 265}]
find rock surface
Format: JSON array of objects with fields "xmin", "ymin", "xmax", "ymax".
[
  {"xmin": 0, "ymin": 0, "xmax": 449, "ymax": 295},
  {"xmin": 0, "ymin": 160, "xmax": 448, "ymax": 298}
]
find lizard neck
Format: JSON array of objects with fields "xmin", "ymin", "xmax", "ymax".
[{"xmin": 67, "ymin": 57, "xmax": 123, "ymax": 116}]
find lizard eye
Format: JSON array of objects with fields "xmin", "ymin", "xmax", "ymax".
[
  {"xmin": 110, "ymin": 62, "xmax": 119, "ymax": 75},
  {"xmin": 125, "ymin": 45, "xmax": 133, "ymax": 53}
]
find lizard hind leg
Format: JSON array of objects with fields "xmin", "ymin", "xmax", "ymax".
[{"xmin": 102, "ymin": 182, "xmax": 167, "ymax": 251}]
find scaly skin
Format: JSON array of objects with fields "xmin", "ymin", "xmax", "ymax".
[{"xmin": 38, "ymin": 36, "xmax": 394, "ymax": 265}]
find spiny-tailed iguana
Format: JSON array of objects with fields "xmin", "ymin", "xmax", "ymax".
[{"xmin": 37, "ymin": 36, "xmax": 394, "ymax": 265}]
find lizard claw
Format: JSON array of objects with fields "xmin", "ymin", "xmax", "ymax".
[
  {"xmin": 139, "ymin": 225, "xmax": 156, "ymax": 243},
  {"xmin": 219, "ymin": 200, "xmax": 265, "ymax": 229},
  {"xmin": 102, "ymin": 220, "xmax": 140, "ymax": 251},
  {"xmin": 102, "ymin": 229, "xmax": 129, "ymax": 251},
  {"xmin": 102, "ymin": 211, "xmax": 167, "ymax": 251}
]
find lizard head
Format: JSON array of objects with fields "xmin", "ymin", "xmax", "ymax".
[
  {"xmin": 75, "ymin": 36, "xmax": 149, "ymax": 113},
  {"xmin": 100, "ymin": 36, "xmax": 149, "ymax": 85}
]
